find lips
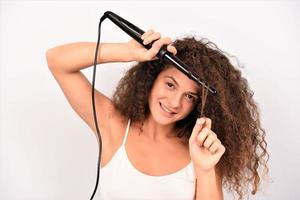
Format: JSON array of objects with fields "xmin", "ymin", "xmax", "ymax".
[{"xmin": 159, "ymin": 102, "xmax": 177, "ymax": 114}]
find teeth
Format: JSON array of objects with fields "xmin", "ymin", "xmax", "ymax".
[{"xmin": 160, "ymin": 103, "xmax": 174, "ymax": 114}]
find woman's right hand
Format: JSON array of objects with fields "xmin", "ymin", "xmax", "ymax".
[{"xmin": 127, "ymin": 29, "xmax": 177, "ymax": 62}]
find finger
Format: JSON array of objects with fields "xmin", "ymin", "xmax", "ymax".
[
  {"xmin": 203, "ymin": 117, "xmax": 212, "ymax": 130},
  {"xmin": 189, "ymin": 118, "xmax": 206, "ymax": 142},
  {"xmin": 151, "ymin": 37, "xmax": 172, "ymax": 52},
  {"xmin": 143, "ymin": 32, "xmax": 161, "ymax": 45},
  {"xmin": 203, "ymin": 132, "xmax": 217, "ymax": 149},
  {"xmin": 167, "ymin": 45, "xmax": 177, "ymax": 55},
  {"xmin": 208, "ymin": 142, "xmax": 219, "ymax": 154},
  {"xmin": 143, "ymin": 50, "xmax": 159, "ymax": 61},
  {"xmin": 197, "ymin": 127, "xmax": 211, "ymax": 146},
  {"xmin": 144, "ymin": 46, "xmax": 160, "ymax": 60},
  {"xmin": 214, "ymin": 143, "xmax": 226, "ymax": 157},
  {"xmin": 141, "ymin": 29, "xmax": 155, "ymax": 40},
  {"xmin": 145, "ymin": 37, "xmax": 173, "ymax": 60},
  {"xmin": 152, "ymin": 37, "xmax": 172, "ymax": 50}
]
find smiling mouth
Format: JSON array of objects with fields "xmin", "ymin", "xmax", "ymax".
[{"xmin": 159, "ymin": 102, "xmax": 177, "ymax": 114}]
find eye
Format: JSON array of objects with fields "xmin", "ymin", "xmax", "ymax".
[
  {"xmin": 185, "ymin": 94, "xmax": 196, "ymax": 102},
  {"xmin": 165, "ymin": 82, "xmax": 175, "ymax": 89}
]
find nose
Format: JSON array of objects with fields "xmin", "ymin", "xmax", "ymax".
[{"xmin": 168, "ymin": 92, "xmax": 182, "ymax": 110}]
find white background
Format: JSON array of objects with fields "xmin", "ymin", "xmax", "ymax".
[{"xmin": 0, "ymin": 0, "xmax": 299, "ymax": 199}]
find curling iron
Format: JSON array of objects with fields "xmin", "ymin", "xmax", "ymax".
[{"xmin": 100, "ymin": 11, "xmax": 217, "ymax": 95}]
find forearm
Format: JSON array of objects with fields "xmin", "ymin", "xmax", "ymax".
[
  {"xmin": 46, "ymin": 42, "xmax": 132, "ymax": 73},
  {"xmin": 195, "ymin": 168, "xmax": 223, "ymax": 200}
]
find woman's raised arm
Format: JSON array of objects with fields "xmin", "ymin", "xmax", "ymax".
[{"xmin": 45, "ymin": 42, "xmax": 133, "ymax": 140}]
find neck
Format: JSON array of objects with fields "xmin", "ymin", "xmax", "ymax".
[{"xmin": 139, "ymin": 115, "xmax": 178, "ymax": 141}]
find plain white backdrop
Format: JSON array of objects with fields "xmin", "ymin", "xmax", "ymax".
[{"xmin": 0, "ymin": 0, "xmax": 299, "ymax": 199}]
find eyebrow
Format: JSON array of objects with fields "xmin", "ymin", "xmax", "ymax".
[{"xmin": 164, "ymin": 76, "xmax": 200, "ymax": 96}]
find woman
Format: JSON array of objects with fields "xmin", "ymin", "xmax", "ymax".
[{"xmin": 46, "ymin": 29, "xmax": 269, "ymax": 200}]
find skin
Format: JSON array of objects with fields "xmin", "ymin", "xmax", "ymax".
[
  {"xmin": 46, "ymin": 28, "xmax": 226, "ymax": 200},
  {"xmin": 143, "ymin": 66, "xmax": 200, "ymax": 140},
  {"xmin": 133, "ymin": 29, "xmax": 226, "ymax": 199},
  {"xmin": 144, "ymin": 66, "xmax": 225, "ymax": 172},
  {"xmin": 134, "ymin": 29, "xmax": 226, "ymax": 171}
]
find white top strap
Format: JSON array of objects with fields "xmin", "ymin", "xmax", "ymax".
[{"xmin": 122, "ymin": 118, "xmax": 131, "ymax": 146}]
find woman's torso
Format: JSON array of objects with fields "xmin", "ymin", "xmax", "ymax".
[
  {"xmin": 101, "ymin": 117, "xmax": 191, "ymax": 175},
  {"xmin": 98, "ymin": 116, "xmax": 196, "ymax": 200}
]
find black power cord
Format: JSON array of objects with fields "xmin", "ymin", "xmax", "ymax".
[{"xmin": 89, "ymin": 15, "xmax": 106, "ymax": 200}]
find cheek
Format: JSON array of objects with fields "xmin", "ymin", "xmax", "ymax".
[
  {"xmin": 148, "ymin": 87, "xmax": 163, "ymax": 105},
  {"xmin": 182, "ymin": 102, "xmax": 197, "ymax": 115},
  {"xmin": 185, "ymin": 103, "xmax": 193, "ymax": 111},
  {"xmin": 153, "ymin": 86, "xmax": 169, "ymax": 98}
]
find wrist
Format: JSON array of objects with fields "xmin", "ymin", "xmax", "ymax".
[
  {"xmin": 120, "ymin": 42, "xmax": 135, "ymax": 62},
  {"xmin": 194, "ymin": 166, "xmax": 216, "ymax": 178}
]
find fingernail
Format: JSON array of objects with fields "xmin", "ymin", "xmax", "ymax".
[{"xmin": 196, "ymin": 118, "xmax": 205, "ymax": 125}]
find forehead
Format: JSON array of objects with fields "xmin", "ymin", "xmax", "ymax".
[{"xmin": 158, "ymin": 66, "xmax": 200, "ymax": 92}]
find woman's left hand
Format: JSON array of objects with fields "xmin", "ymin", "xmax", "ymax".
[{"xmin": 189, "ymin": 117, "xmax": 226, "ymax": 172}]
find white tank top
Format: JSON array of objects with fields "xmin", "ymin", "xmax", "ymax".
[{"xmin": 99, "ymin": 118, "xmax": 196, "ymax": 200}]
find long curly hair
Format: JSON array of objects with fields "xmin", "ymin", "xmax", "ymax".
[{"xmin": 111, "ymin": 36, "xmax": 269, "ymax": 200}]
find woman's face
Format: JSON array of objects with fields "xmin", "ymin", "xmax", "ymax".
[{"xmin": 148, "ymin": 66, "xmax": 200, "ymax": 125}]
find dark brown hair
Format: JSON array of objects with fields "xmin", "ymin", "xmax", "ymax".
[{"xmin": 112, "ymin": 36, "xmax": 269, "ymax": 200}]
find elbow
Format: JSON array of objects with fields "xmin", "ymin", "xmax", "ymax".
[{"xmin": 45, "ymin": 48, "xmax": 56, "ymax": 69}]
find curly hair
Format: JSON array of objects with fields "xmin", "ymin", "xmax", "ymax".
[{"xmin": 111, "ymin": 36, "xmax": 269, "ymax": 200}]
